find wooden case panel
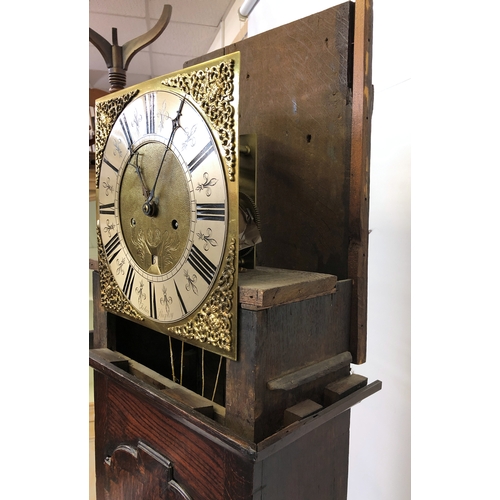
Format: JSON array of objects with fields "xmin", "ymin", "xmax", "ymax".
[
  {"xmin": 93, "ymin": 370, "xmax": 254, "ymax": 500},
  {"xmin": 226, "ymin": 279, "xmax": 352, "ymax": 442},
  {"xmin": 186, "ymin": 1, "xmax": 373, "ymax": 363},
  {"xmin": 254, "ymin": 410, "xmax": 351, "ymax": 499}
]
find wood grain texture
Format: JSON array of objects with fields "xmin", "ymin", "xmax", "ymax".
[
  {"xmin": 92, "ymin": 369, "xmax": 255, "ymax": 500},
  {"xmin": 225, "ymin": 280, "xmax": 352, "ymax": 443},
  {"xmin": 348, "ymin": 0, "xmax": 374, "ymax": 364},
  {"xmin": 283, "ymin": 399, "xmax": 323, "ymax": 426},
  {"xmin": 187, "ymin": 2, "xmax": 354, "ymax": 281},
  {"xmin": 92, "ymin": 270, "xmax": 117, "ymax": 350},
  {"xmin": 186, "ymin": 1, "xmax": 373, "ymax": 365},
  {"xmin": 91, "ymin": 357, "xmax": 380, "ymax": 499},
  {"xmin": 239, "ymin": 266, "xmax": 337, "ymax": 310},
  {"xmin": 324, "ymin": 373, "xmax": 368, "ymax": 405},
  {"xmin": 254, "ymin": 410, "xmax": 351, "ymax": 499}
]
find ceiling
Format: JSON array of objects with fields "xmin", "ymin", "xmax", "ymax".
[{"xmin": 89, "ymin": 0, "xmax": 235, "ymax": 92}]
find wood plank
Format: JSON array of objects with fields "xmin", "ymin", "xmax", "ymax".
[
  {"xmin": 186, "ymin": 2, "xmax": 355, "ymax": 283},
  {"xmin": 185, "ymin": 2, "xmax": 375, "ymax": 365},
  {"xmin": 239, "ymin": 266, "xmax": 337, "ymax": 310},
  {"xmin": 126, "ymin": 358, "xmax": 221, "ymax": 419},
  {"xmin": 91, "ymin": 271, "xmax": 117, "ymax": 350},
  {"xmin": 91, "ymin": 347, "xmax": 129, "ymax": 370},
  {"xmin": 92, "ymin": 370, "xmax": 255, "ymax": 500},
  {"xmin": 90, "ymin": 348, "xmax": 256, "ymax": 456},
  {"xmin": 256, "ymin": 410, "xmax": 350, "ymax": 499},
  {"xmin": 348, "ymin": 0, "xmax": 374, "ymax": 364},
  {"xmin": 226, "ymin": 283, "xmax": 351, "ymax": 443}
]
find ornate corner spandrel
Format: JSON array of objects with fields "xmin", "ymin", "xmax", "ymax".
[
  {"xmin": 94, "ymin": 90, "xmax": 139, "ymax": 184},
  {"xmin": 161, "ymin": 58, "xmax": 238, "ymax": 182},
  {"xmin": 97, "ymin": 228, "xmax": 143, "ymax": 322},
  {"xmin": 168, "ymin": 237, "xmax": 236, "ymax": 354}
]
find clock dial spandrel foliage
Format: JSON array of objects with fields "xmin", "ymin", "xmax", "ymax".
[{"xmin": 95, "ymin": 53, "xmax": 240, "ymax": 359}]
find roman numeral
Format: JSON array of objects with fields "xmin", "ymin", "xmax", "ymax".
[
  {"xmin": 149, "ymin": 282, "xmax": 157, "ymax": 319},
  {"xmin": 104, "ymin": 233, "xmax": 121, "ymax": 263},
  {"xmin": 196, "ymin": 203, "xmax": 225, "ymax": 222},
  {"xmin": 174, "ymin": 280, "xmax": 187, "ymax": 315},
  {"xmin": 123, "ymin": 265, "xmax": 135, "ymax": 300},
  {"xmin": 188, "ymin": 141, "xmax": 215, "ymax": 173},
  {"xmin": 103, "ymin": 156, "xmax": 119, "ymax": 174},
  {"xmin": 99, "ymin": 202, "xmax": 115, "ymax": 215},
  {"xmin": 188, "ymin": 244, "xmax": 217, "ymax": 285},
  {"xmin": 120, "ymin": 115, "xmax": 133, "ymax": 149},
  {"xmin": 145, "ymin": 93, "xmax": 156, "ymax": 134}
]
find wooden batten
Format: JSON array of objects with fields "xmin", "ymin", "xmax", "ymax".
[{"xmin": 348, "ymin": 0, "xmax": 374, "ymax": 364}]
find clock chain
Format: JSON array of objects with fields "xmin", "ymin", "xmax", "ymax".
[{"xmin": 165, "ymin": 336, "xmax": 224, "ymax": 404}]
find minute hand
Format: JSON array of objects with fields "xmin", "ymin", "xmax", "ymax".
[{"xmin": 145, "ymin": 96, "xmax": 186, "ymax": 209}]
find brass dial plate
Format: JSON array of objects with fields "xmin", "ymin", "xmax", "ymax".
[{"xmin": 95, "ymin": 53, "xmax": 239, "ymax": 359}]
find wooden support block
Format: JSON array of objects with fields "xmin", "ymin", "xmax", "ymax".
[
  {"xmin": 284, "ymin": 399, "xmax": 323, "ymax": 427},
  {"xmin": 324, "ymin": 374, "xmax": 368, "ymax": 406},
  {"xmin": 239, "ymin": 267, "xmax": 337, "ymax": 310}
]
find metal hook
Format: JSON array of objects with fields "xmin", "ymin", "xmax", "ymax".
[{"xmin": 90, "ymin": 4, "xmax": 173, "ymax": 92}]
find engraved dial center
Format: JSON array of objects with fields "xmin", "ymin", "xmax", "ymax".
[{"xmin": 119, "ymin": 141, "xmax": 191, "ymax": 276}]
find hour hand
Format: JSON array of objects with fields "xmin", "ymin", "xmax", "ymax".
[{"xmin": 128, "ymin": 152, "xmax": 149, "ymax": 199}]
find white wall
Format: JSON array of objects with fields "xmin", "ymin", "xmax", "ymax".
[{"xmin": 244, "ymin": 1, "xmax": 411, "ymax": 499}]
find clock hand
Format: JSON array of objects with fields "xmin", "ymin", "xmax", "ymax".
[
  {"xmin": 128, "ymin": 152, "xmax": 150, "ymax": 199},
  {"xmin": 143, "ymin": 96, "xmax": 186, "ymax": 217}
]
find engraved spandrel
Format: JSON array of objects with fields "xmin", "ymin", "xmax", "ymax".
[
  {"xmin": 115, "ymin": 257, "xmax": 126, "ymax": 276},
  {"xmin": 156, "ymin": 99, "xmax": 171, "ymax": 131},
  {"xmin": 196, "ymin": 172, "xmax": 218, "ymax": 196},
  {"xmin": 112, "ymin": 137, "xmax": 123, "ymax": 158},
  {"xmin": 159, "ymin": 284, "xmax": 173, "ymax": 319},
  {"xmin": 197, "ymin": 228, "xmax": 218, "ymax": 251},
  {"xmin": 94, "ymin": 89, "xmax": 139, "ymax": 184},
  {"xmin": 135, "ymin": 280, "xmax": 147, "ymax": 312},
  {"xmin": 130, "ymin": 107, "xmax": 143, "ymax": 133},
  {"xmin": 102, "ymin": 177, "xmax": 114, "ymax": 197},
  {"xmin": 162, "ymin": 58, "xmax": 237, "ymax": 181},
  {"xmin": 184, "ymin": 269, "xmax": 198, "ymax": 295},
  {"xmin": 102, "ymin": 219, "xmax": 116, "ymax": 237},
  {"xmin": 180, "ymin": 124, "xmax": 197, "ymax": 150}
]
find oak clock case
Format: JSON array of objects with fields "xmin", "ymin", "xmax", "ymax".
[{"xmin": 95, "ymin": 53, "xmax": 240, "ymax": 361}]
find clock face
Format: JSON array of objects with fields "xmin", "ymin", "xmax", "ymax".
[{"xmin": 98, "ymin": 89, "xmax": 228, "ymax": 324}]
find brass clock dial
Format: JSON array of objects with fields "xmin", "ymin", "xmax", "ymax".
[{"xmin": 95, "ymin": 53, "xmax": 240, "ymax": 359}]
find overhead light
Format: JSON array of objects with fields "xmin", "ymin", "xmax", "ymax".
[{"xmin": 239, "ymin": 0, "xmax": 260, "ymax": 21}]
